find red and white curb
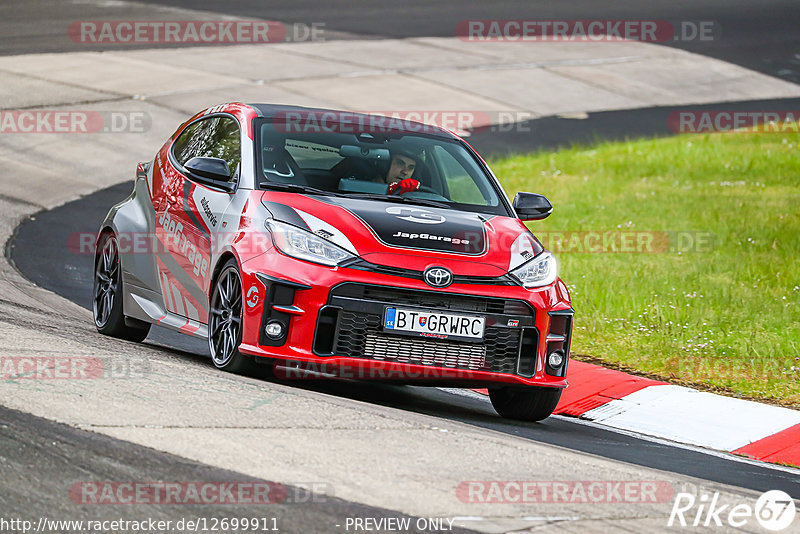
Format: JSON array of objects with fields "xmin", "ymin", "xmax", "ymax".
[{"xmin": 474, "ymin": 361, "xmax": 800, "ymax": 468}]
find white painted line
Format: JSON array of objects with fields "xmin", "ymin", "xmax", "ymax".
[
  {"xmin": 554, "ymin": 415, "xmax": 800, "ymax": 476},
  {"xmin": 581, "ymin": 385, "xmax": 800, "ymax": 451},
  {"xmin": 437, "ymin": 387, "xmax": 800, "ymax": 476}
]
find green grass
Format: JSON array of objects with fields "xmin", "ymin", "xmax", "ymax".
[{"xmin": 490, "ymin": 129, "xmax": 800, "ymax": 407}]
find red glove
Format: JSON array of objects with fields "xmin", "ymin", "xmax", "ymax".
[{"xmin": 387, "ymin": 178, "xmax": 421, "ymax": 195}]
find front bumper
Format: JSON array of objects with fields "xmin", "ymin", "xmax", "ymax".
[{"xmin": 237, "ymin": 253, "xmax": 573, "ymax": 388}]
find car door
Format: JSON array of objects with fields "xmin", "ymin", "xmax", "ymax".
[{"xmin": 157, "ymin": 115, "xmax": 241, "ymax": 326}]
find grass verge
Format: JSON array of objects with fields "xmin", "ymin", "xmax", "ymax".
[{"xmin": 491, "ymin": 127, "xmax": 800, "ymax": 407}]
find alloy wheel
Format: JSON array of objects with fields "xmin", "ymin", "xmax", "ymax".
[
  {"xmin": 93, "ymin": 235, "xmax": 119, "ymax": 328},
  {"xmin": 209, "ymin": 266, "xmax": 243, "ymax": 367}
]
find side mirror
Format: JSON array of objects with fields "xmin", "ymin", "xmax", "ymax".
[
  {"xmin": 184, "ymin": 157, "xmax": 234, "ymax": 192},
  {"xmin": 513, "ymin": 192, "xmax": 552, "ymax": 220}
]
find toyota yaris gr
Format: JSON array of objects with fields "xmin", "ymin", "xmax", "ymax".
[{"xmin": 94, "ymin": 102, "xmax": 574, "ymax": 421}]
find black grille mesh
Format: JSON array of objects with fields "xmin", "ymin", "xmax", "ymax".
[
  {"xmin": 358, "ymin": 286, "xmax": 532, "ymax": 316},
  {"xmin": 332, "ymin": 310, "xmax": 521, "ymax": 373},
  {"xmin": 364, "ymin": 334, "xmax": 488, "ymax": 370}
]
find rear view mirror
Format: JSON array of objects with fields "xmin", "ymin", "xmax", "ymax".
[
  {"xmin": 513, "ymin": 192, "xmax": 553, "ymax": 220},
  {"xmin": 339, "ymin": 145, "xmax": 390, "ymax": 161},
  {"xmin": 184, "ymin": 157, "xmax": 234, "ymax": 192}
]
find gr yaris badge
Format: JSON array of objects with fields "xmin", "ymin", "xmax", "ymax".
[{"xmin": 424, "ymin": 267, "xmax": 453, "ymax": 288}]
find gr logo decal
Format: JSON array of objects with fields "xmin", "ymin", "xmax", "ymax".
[
  {"xmin": 385, "ymin": 206, "xmax": 445, "ymax": 225},
  {"xmin": 246, "ymin": 286, "xmax": 260, "ymax": 308}
]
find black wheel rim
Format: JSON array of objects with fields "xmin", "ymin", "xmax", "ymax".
[
  {"xmin": 93, "ymin": 235, "xmax": 118, "ymax": 328},
  {"xmin": 209, "ymin": 267, "xmax": 242, "ymax": 367}
]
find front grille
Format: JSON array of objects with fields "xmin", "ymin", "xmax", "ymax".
[
  {"xmin": 332, "ymin": 311, "xmax": 521, "ymax": 373},
  {"xmin": 333, "ymin": 310, "xmax": 381, "ymax": 358},
  {"xmin": 343, "ymin": 258, "xmax": 517, "ymax": 286},
  {"xmin": 341, "ymin": 284, "xmax": 533, "ymax": 316},
  {"xmin": 364, "ymin": 333, "xmax": 488, "ymax": 370}
]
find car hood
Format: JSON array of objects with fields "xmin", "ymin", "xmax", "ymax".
[{"xmin": 260, "ymin": 192, "xmax": 543, "ymax": 277}]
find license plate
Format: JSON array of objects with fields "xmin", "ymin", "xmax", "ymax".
[{"xmin": 383, "ymin": 307, "xmax": 485, "ymax": 341}]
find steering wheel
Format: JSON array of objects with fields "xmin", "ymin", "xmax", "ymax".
[
  {"xmin": 397, "ymin": 184, "xmax": 438, "ymax": 195},
  {"xmin": 418, "ymin": 184, "xmax": 439, "ymax": 194}
]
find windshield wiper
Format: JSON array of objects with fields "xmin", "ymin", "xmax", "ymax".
[
  {"xmin": 261, "ymin": 182, "xmax": 450, "ymax": 208},
  {"xmin": 259, "ymin": 181, "xmax": 339, "ymax": 197},
  {"xmin": 346, "ymin": 194, "xmax": 450, "ymax": 209}
]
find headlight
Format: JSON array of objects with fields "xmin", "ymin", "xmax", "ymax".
[
  {"xmin": 266, "ymin": 220, "xmax": 356, "ymax": 266},
  {"xmin": 510, "ymin": 251, "xmax": 557, "ymax": 288}
]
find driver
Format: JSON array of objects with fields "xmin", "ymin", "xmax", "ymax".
[{"xmin": 384, "ymin": 150, "xmax": 421, "ymax": 195}]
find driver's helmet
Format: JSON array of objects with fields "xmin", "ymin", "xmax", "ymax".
[
  {"xmin": 382, "ymin": 145, "xmax": 425, "ymax": 179},
  {"xmin": 391, "ymin": 144, "xmax": 424, "ymax": 164}
]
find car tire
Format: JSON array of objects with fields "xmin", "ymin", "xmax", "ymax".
[
  {"xmin": 489, "ymin": 386, "xmax": 562, "ymax": 422},
  {"xmin": 93, "ymin": 232, "xmax": 150, "ymax": 342},
  {"xmin": 208, "ymin": 258, "xmax": 257, "ymax": 374}
]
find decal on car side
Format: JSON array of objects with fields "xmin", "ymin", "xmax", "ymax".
[
  {"xmin": 508, "ymin": 232, "xmax": 538, "ymax": 271},
  {"xmin": 191, "ymin": 186, "xmax": 231, "ymax": 233},
  {"xmin": 156, "ymin": 256, "xmax": 206, "ymax": 324},
  {"xmin": 294, "ymin": 208, "xmax": 358, "ymax": 254},
  {"xmin": 182, "ymin": 181, "xmax": 210, "ymax": 239},
  {"xmin": 261, "ymin": 199, "xmax": 311, "ymax": 231}
]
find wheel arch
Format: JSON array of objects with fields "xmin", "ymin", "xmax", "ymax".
[
  {"xmin": 95, "ymin": 224, "xmax": 115, "ymax": 246},
  {"xmin": 94, "ymin": 225, "xmax": 119, "ymax": 266},
  {"xmin": 209, "ymin": 251, "xmax": 239, "ymax": 294}
]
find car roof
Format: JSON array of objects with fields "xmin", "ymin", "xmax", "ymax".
[{"xmin": 247, "ymin": 103, "xmax": 459, "ymax": 140}]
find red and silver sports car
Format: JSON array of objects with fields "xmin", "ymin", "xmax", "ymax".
[{"xmin": 94, "ymin": 102, "xmax": 574, "ymax": 421}]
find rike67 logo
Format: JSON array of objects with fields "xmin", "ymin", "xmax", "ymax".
[{"xmin": 668, "ymin": 490, "xmax": 796, "ymax": 531}]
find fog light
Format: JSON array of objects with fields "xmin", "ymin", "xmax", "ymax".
[
  {"xmin": 548, "ymin": 350, "xmax": 565, "ymax": 368},
  {"xmin": 265, "ymin": 321, "xmax": 285, "ymax": 339}
]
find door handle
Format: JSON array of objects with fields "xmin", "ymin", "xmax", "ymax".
[{"xmin": 167, "ymin": 193, "xmax": 178, "ymax": 205}]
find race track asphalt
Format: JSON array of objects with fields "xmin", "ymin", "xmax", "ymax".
[
  {"xmin": 0, "ymin": 404, "xmax": 472, "ymax": 534},
  {"xmin": 3, "ymin": 0, "xmax": 799, "ymax": 85}
]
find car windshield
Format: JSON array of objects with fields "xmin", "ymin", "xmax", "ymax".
[{"xmin": 254, "ymin": 116, "xmax": 510, "ymax": 216}]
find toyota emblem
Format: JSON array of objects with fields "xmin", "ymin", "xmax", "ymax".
[{"xmin": 424, "ymin": 267, "xmax": 453, "ymax": 288}]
